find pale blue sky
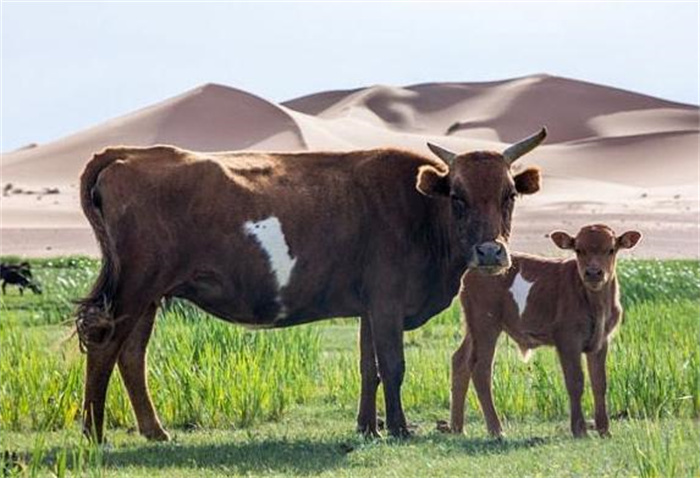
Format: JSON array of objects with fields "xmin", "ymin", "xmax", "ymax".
[{"xmin": 1, "ymin": 2, "xmax": 698, "ymax": 152}]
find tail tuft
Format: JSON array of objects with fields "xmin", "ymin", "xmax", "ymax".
[
  {"xmin": 75, "ymin": 301, "xmax": 116, "ymax": 352},
  {"xmin": 74, "ymin": 148, "xmax": 125, "ymax": 352}
]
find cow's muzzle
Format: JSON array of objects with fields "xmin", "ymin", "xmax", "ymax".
[{"xmin": 470, "ymin": 240, "xmax": 511, "ymax": 275}]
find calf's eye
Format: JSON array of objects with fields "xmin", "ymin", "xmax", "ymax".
[{"xmin": 608, "ymin": 248, "xmax": 615, "ymax": 255}]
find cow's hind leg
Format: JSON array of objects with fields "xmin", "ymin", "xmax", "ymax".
[
  {"xmin": 357, "ymin": 315, "xmax": 381, "ymax": 438},
  {"xmin": 118, "ymin": 304, "xmax": 169, "ymax": 441},
  {"xmin": 80, "ymin": 279, "xmax": 156, "ymax": 443}
]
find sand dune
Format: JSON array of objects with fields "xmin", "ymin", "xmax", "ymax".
[{"xmin": 1, "ymin": 74, "xmax": 698, "ymax": 258}]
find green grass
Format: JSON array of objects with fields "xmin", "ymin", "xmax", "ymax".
[{"xmin": 0, "ymin": 257, "xmax": 698, "ymax": 477}]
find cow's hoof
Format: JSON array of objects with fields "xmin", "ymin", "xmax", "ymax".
[
  {"xmin": 143, "ymin": 428, "xmax": 171, "ymax": 442},
  {"xmin": 82, "ymin": 426, "xmax": 104, "ymax": 444},
  {"xmin": 356, "ymin": 424, "xmax": 381, "ymax": 440},
  {"xmin": 388, "ymin": 426, "xmax": 412, "ymax": 439},
  {"xmin": 597, "ymin": 429, "xmax": 611, "ymax": 439}
]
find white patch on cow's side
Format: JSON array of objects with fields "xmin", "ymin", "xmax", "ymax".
[
  {"xmin": 244, "ymin": 216, "xmax": 297, "ymax": 294},
  {"xmin": 509, "ymin": 272, "xmax": 533, "ymax": 317}
]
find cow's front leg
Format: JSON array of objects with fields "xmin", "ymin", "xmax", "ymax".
[
  {"xmin": 369, "ymin": 309, "xmax": 409, "ymax": 438},
  {"xmin": 357, "ymin": 315, "xmax": 381, "ymax": 438}
]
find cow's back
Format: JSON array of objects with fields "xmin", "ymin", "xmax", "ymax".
[{"xmin": 91, "ymin": 145, "xmax": 444, "ymax": 327}]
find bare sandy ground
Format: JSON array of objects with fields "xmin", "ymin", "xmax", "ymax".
[{"xmin": 1, "ymin": 74, "xmax": 698, "ymax": 258}]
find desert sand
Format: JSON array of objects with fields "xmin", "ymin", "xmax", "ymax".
[{"xmin": 1, "ymin": 74, "xmax": 698, "ymax": 258}]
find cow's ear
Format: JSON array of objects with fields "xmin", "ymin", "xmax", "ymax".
[
  {"xmin": 550, "ymin": 231, "xmax": 575, "ymax": 250},
  {"xmin": 617, "ymin": 230, "xmax": 642, "ymax": 250},
  {"xmin": 416, "ymin": 165, "xmax": 450, "ymax": 197},
  {"xmin": 514, "ymin": 167, "xmax": 541, "ymax": 195}
]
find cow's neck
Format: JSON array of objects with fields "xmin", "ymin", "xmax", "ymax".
[{"xmin": 432, "ymin": 201, "xmax": 469, "ymax": 297}]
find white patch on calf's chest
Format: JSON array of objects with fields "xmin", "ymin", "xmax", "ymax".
[
  {"xmin": 509, "ymin": 272, "xmax": 533, "ymax": 317},
  {"xmin": 243, "ymin": 216, "xmax": 297, "ymax": 292}
]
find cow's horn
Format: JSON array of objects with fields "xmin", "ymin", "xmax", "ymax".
[
  {"xmin": 427, "ymin": 143, "xmax": 457, "ymax": 166},
  {"xmin": 502, "ymin": 127, "xmax": 548, "ymax": 165}
]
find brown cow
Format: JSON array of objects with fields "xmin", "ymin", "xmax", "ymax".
[
  {"xmin": 446, "ymin": 225, "xmax": 641, "ymax": 438},
  {"xmin": 76, "ymin": 128, "xmax": 546, "ymax": 442}
]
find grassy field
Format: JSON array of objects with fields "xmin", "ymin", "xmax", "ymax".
[{"xmin": 0, "ymin": 257, "xmax": 698, "ymax": 477}]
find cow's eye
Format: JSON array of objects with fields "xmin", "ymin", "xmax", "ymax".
[
  {"xmin": 575, "ymin": 248, "xmax": 582, "ymax": 254},
  {"xmin": 608, "ymin": 248, "xmax": 615, "ymax": 256}
]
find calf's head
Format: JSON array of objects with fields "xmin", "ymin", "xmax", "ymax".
[
  {"xmin": 417, "ymin": 128, "xmax": 546, "ymax": 274},
  {"xmin": 551, "ymin": 225, "xmax": 642, "ymax": 291}
]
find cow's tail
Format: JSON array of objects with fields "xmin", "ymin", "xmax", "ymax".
[{"xmin": 75, "ymin": 148, "xmax": 124, "ymax": 352}]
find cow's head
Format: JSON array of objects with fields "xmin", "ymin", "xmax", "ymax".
[
  {"xmin": 551, "ymin": 225, "xmax": 642, "ymax": 291},
  {"xmin": 417, "ymin": 128, "xmax": 546, "ymax": 274}
]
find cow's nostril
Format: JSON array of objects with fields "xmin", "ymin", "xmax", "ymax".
[{"xmin": 586, "ymin": 269, "xmax": 603, "ymax": 280}]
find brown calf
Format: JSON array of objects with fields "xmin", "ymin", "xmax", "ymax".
[{"xmin": 448, "ymin": 225, "xmax": 641, "ymax": 438}]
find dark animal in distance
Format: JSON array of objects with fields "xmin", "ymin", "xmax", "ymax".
[
  {"xmin": 443, "ymin": 225, "xmax": 641, "ymax": 438},
  {"xmin": 76, "ymin": 128, "xmax": 547, "ymax": 442},
  {"xmin": 0, "ymin": 262, "xmax": 42, "ymax": 295}
]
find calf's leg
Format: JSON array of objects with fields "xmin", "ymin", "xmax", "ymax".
[
  {"xmin": 470, "ymin": 327, "xmax": 503, "ymax": 438},
  {"xmin": 118, "ymin": 304, "xmax": 169, "ymax": 441},
  {"xmin": 556, "ymin": 342, "xmax": 587, "ymax": 438},
  {"xmin": 586, "ymin": 341, "xmax": 610, "ymax": 437},
  {"xmin": 357, "ymin": 315, "xmax": 381, "ymax": 437},
  {"xmin": 449, "ymin": 335, "xmax": 473, "ymax": 433}
]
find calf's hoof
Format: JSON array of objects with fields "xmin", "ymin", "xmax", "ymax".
[
  {"xmin": 436, "ymin": 420, "xmax": 462, "ymax": 434},
  {"xmin": 143, "ymin": 427, "xmax": 171, "ymax": 442},
  {"xmin": 597, "ymin": 428, "xmax": 611, "ymax": 438},
  {"xmin": 436, "ymin": 420, "xmax": 450, "ymax": 433}
]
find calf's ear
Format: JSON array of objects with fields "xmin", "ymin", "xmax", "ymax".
[
  {"xmin": 416, "ymin": 165, "xmax": 450, "ymax": 197},
  {"xmin": 550, "ymin": 231, "xmax": 575, "ymax": 250},
  {"xmin": 617, "ymin": 230, "xmax": 642, "ymax": 250},
  {"xmin": 514, "ymin": 167, "xmax": 541, "ymax": 195}
]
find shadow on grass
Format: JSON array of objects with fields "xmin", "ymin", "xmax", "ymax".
[
  {"xmin": 453, "ymin": 435, "xmax": 552, "ymax": 455},
  {"xmin": 105, "ymin": 437, "xmax": 352, "ymax": 474},
  {"xmin": 105, "ymin": 431, "xmax": 552, "ymax": 473},
  {"xmin": 383, "ymin": 432, "xmax": 554, "ymax": 456},
  {"xmin": 3, "ymin": 429, "xmax": 555, "ymax": 475}
]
